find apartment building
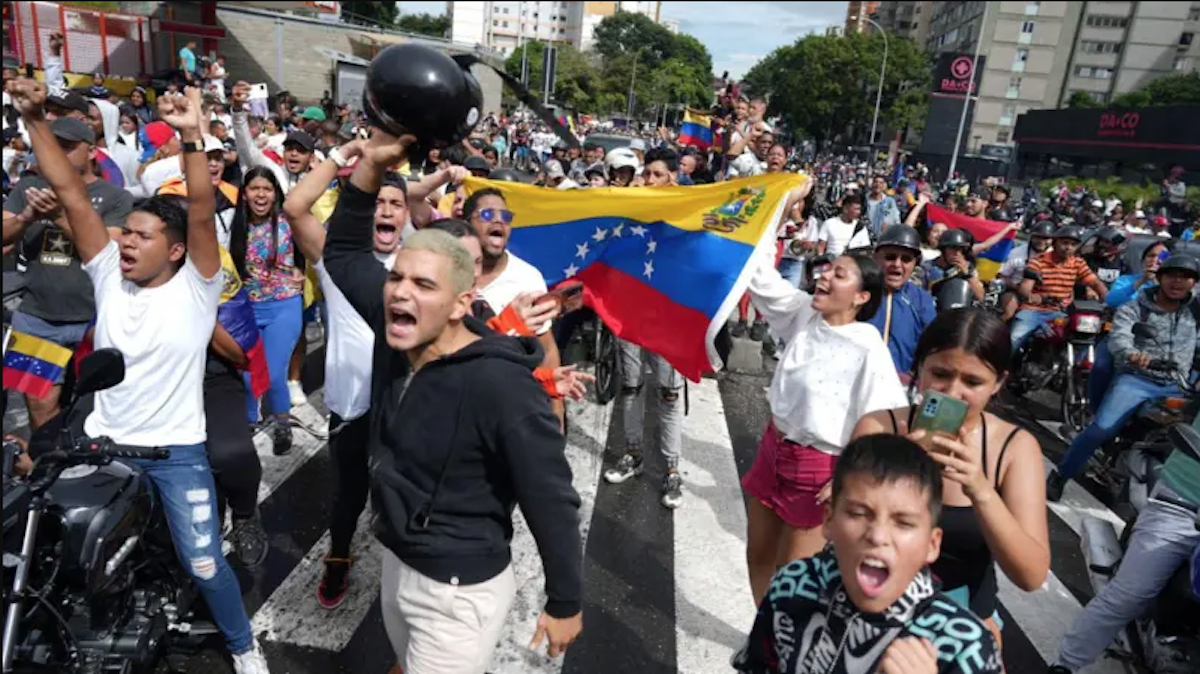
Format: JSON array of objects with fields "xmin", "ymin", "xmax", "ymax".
[
  {"xmin": 919, "ymin": 1, "xmax": 1200, "ymax": 149},
  {"xmin": 846, "ymin": 1, "xmax": 882, "ymax": 34},
  {"xmin": 449, "ymin": 0, "xmax": 663, "ymax": 55},
  {"xmin": 870, "ymin": 1, "xmax": 932, "ymax": 43}
]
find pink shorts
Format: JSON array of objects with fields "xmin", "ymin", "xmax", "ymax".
[{"xmin": 741, "ymin": 423, "xmax": 837, "ymax": 528}]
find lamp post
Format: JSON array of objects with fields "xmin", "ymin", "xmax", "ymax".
[
  {"xmin": 948, "ymin": 1, "xmax": 990, "ymax": 180},
  {"xmin": 852, "ymin": 14, "xmax": 889, "ymax": 148}
]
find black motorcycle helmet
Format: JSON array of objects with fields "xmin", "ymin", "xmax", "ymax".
[
  {"xmin": 363, "ymin": 44, "xmax": 483, "ymax": 150},
  {"xmin": 875, "ymin": 225, "xmax": 922, "ymax": 253},
  {"xmin": 936, "ymin": 276, "xmax": 975, "ymax": 311},
  {"xmin": 1096, "ymin": 226, "xmax": 1127, "ymax": 247},
  {"xmin": 938, "ymin": 229, "xmax": 974, "ymax": 250},
  {"xmin": 1053, "ymin": 225, "xmax": 1085, "ymax": 242},
  {"xmin": 1158, "ymin": 254, "xmax": 1200, "ymax": 279},
  {"xmin": 1028, "ymin": 221, "xmax": 1056, "ymax": 238},
  {"xmin": 489, "ymin": 168, "xmax": 525, "ymax": 183}
]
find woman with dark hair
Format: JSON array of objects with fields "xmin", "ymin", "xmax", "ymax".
[
  {"xmin": 117, "ymin": 106, "xmax": 141, "ymax": 154},
  {"xmin": 852, "ymin": 307, "xmax": 1050, "ymax": 651},
  {"xmin": 742, "ymin": 206, "xmax": 908, "ymax": 601},
  {"xmin": 229, "ymin": 166, "xmax": 303, "ymax": 454}
]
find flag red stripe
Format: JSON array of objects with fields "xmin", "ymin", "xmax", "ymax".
[
  {"xmin": 576, "ymin": 262, "xmax": 712, "ymax": 381},
  {"xmin": 3, "ymin": 368, "xmax": 54, "ymax": 399}
]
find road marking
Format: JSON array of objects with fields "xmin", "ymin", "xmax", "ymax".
[
  {"xmin": 1040, "ymin": 456, "xmax": 1127, "ymax": 538},
  {"xmin": 674, "ymin": 378, "xmax": 756, "ymax": 673},
  {"xmin": 491, "ymin": 396, "xmax": 612, "ymax": 673},
  {"xmin": 255, "ymin": 401, "xmax": 328, "ymax": 505}
]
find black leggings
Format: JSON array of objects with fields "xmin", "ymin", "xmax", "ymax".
[
  {"xmin": 328, "ymin": 412, "xmax": 371, "ymax": 559},
  {"xmin": 204, "ymin": 368, "xmax": 262, "ymax": 521}
]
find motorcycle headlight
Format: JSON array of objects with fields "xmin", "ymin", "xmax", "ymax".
[{"xmin": 1074, "ymin": 315, "xmax": 1102, "ymax": 334}]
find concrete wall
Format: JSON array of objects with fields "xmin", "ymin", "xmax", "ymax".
[{"xmin": 213, "ymin": 6, "xmax": 503, "ymax": 113}]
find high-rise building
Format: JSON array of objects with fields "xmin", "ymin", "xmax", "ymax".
[
  {"xmin": 846, "ymin": 1, "xmax": 882, "ymax": 34},
  {"xmin": 870, "ymin": 1, "xmax": 932, "ymax": 43},
  {"xmin": 449, "ymin": 0, "xmax": 663, "ymax": 56},
  {"xmin": 921, "ymin": 1, "xmax": 1200, "ymax": 150}
]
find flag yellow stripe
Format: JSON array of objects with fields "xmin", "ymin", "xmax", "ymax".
[
  {"xmin": 465, "ymin": 174, "xmax": 807, "ymax": 248},
  {"xmin": 9, "ymin": 331, "xmax": 73, "ymax": 368}
]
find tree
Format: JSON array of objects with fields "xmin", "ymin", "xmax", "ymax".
[
  {"xmin": 592, "ymin": 12, "xmax": 676, "ymax": 68},
  {"xmin": 340, "ymin": 0, "xmax": 397, "ymax": 27},
  {"xmin": 396, "ymin": 12, "xmax": 451, "ymax": 38},
  {"xmin": 1065, "ymin": 91, "xmax": 1102, "ymax": 109},
  {"xmin": 503, "ymin": 41, "xmax": 598, "ymax": 112},
  {"xmin": 743, "ymin": 31, "xmax": 931, "ymax": 144},
  {"xmin": 589, "ymin": 13, "xmax": 715, "ymax": 115},
  {"xmin": 1110, "ymin": 71, "xmax": 1200, "ymax": 108}
]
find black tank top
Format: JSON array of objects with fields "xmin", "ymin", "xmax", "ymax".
[{"xmin": 889, "ymin": 407, "xmax": 1020, "ymax": 618}]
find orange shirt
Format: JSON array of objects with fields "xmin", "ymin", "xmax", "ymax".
[{"xmin": 1023, "ymin": 255, "xmax": 1095, "ymax": 309}]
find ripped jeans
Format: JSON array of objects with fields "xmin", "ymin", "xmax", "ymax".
[
  {"xmin": 126, "ymin": 443, "xmax": 254, "ymax": 655},
  {"xmin": 618, "ymin": 339, "xmax": 683, "ymax": 467}
]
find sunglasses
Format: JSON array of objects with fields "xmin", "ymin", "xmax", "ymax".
[
  {"xmin": 881, "ymin": 251, "xmax": 917, "ymax": 264},
  {"xmin": 477, "ymin": 208, "xmax": 514, "ymax": 224}
]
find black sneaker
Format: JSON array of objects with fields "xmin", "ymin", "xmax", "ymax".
[
  {"xmin": 1046, "ymin": 470, "xmax": 1066, "ymax": 503},
  {"xmin": 730, "ymin": 320, "xmax": 748, "ymax": 338},
  {"xmin": 230, "ymin": 511, "xmax": 269, "ymax": 568},
  {"xmin": 749, "ymin": 320, "xmax": 769, "ymax": 343},
  {"xmin": 661, "ymin": 471, "xmax": 684, "ymax": 509},
  {"xmin": 603, "ymin": 453, "xmax": 644, "ymax": 484},
  {"xmin": 317, "ymin": 557, "xmax": 352, "ymax": 610},
  {"xmin": 272, "ymin": 421, "xmax": 293, "ymax": 456}
]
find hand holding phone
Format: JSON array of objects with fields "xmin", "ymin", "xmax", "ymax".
[
  {"xmin": 911, "ymin": 392, "xmax": 968, "ymax": 454},
  {"xmin": 537, "ymin": 280, "xmax": 583, "ymax": 308}
]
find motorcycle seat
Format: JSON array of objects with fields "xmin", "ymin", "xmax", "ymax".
[
  {"xmin": 1167, "ymin": 422, "xmax": 1200, "ymax": 463},
  {"xmin": 1069, "ymin": 300, "xmax": 1106, "ymax": 315}
]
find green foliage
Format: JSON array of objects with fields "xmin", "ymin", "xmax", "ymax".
[
  {"xmin": 341, "ymin": 1, "xmax": 398, "ymax": 27},
  {"xmin": 1066, "ymin": 91, "xmax": 1102, "ymax": 109},
  {"xmin": 1036, "ymin": 175, "xmax": 1200, "ymax": 212},
  {"xmin": 395, "ymin": 12, "xmax": 451, "ymax": 38},
  {"xmin": 1110, "ymin": 72, "xmax": 1200, "ymax": 108},
  {"xmin": 589, "ymin": 13, "xmax": 714, "ymax": 115},
  {"xmin": 504, "ymin": 41, "xmax": 597, "ymax": 112},
  {"xmin": 743, "ymin": 31, "xmax": 931, "ymax": 143}
]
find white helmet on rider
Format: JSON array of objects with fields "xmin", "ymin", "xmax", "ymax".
[{"xmin": 605, "ymin": 147, "xmax": 640, "ymax": 173}]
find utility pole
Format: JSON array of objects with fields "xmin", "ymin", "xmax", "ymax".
[
  {"xmin": 627, "ymin": 50, "xmax": 640, "ymax": 119},
  {"xmin": 948, "ymin": 1, "xmax": 990, "ymax": 179}
]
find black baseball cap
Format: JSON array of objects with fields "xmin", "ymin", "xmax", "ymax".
[
  {"xmin": 50, "ymin": 117, "xmax": 95, "ymax": 144},
  {"xmin": 47, "ymin": 89, "xmax": 90, "ymax": 115},
  {"xmin": 283, "ymin": 130, "xmax": 316, "ymax": 152},
  {"xmin": 463, "ymin": 155, "xmax": 491, "ymax": 173}
]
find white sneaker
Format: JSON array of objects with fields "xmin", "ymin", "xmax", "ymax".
[
  {"xmin": 287, "ymin": 380, "xmax": 306, "ymax": 407},
  {"xmin": 232, "ymin": 640, "xmax": 271, "ymax": 674}
]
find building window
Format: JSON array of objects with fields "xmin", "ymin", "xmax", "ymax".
[
  {"xmin": 1175, "ymin": 56, "xmax": 1195, "ymax": 70},
  {"xmin": 996, "ymin": 129, "xmax": 1011, "ymax": 144},
  {"xmin": 492, "ymin": 19, "xmax": 498, "ymax": 26},
  {"xmin": 503, "ymin": 21, "xmax": 509, "ymax": 28},
  {"xmin": 1007, "ymin": 76, "xmax": 1022, "ymax": 98},
  {"xmin": 1190, "ymin": 8, "xmax": 1200, "ymax": 21},
  {"xmin": 999, "ymin": 103, "xmax": 1016, "ymax": 126},
  {"xmin": 1075, "ymin": 65, "xmax": 1114, "ymax": 78},
  {"xmin": 1025, "ymin": 1, "xmax": 1040, "ymax": 15},
  {"xmin": 1081, "ymin": 41, "xmax": 1123, "ymax": 54},
  {"xmin": 1182, "ymin": 32, "xmax": 1195, "ymax": 47},
  {"xmin": 1021, "ymin": 21, "xmax": 1034, "ymax": 33},
  {"xmin": 1012, "ymin": 48, "xmax": 1029, "ymax": 72},
  {"xmin": 1085, "ymin": 16, "xmax": 1129, "ymax": 29}
]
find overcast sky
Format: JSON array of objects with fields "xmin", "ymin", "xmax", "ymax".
[{"xmin": 397, "ymin": 1, "xmax": 849, "ymax": 80}]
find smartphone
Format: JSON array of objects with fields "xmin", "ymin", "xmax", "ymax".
[
  {"xmin": 912, "ymin": 391, "xmax": 969, "ymax": 453},
  {"xmin": 537, "ymin": 280, "xmax": 583, "ymax": 307}
]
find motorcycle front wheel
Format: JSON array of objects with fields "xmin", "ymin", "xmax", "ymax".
[{"xmin": 1061, "ymin": 365, "xmax": 1093, "ymax": 435}]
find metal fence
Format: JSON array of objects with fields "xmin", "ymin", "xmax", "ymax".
[{"xmin": 10, "ymin": 1, "xmax": 153, "ymax": 77}]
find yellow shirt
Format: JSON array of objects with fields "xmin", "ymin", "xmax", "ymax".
[{"xmin": 301, "ymin": 187, "xmax": 342, "ymax": 309}]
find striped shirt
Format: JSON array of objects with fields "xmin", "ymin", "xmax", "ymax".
[{"xmin": 1023, "ymin": 254, "xmax": 1095, "ymax": 309}]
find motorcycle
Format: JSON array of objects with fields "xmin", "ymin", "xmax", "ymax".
[
  {"xmin": 1080, "ymin": 420, "xmax": 1200, "ymax": 674},
  {"xmin": 3, "ymin": 349, "xmax": 215, "ymax": 674},
  {"xmin": 1009, "ymin": 271, "xmax": 1108, "ymax": 434}
]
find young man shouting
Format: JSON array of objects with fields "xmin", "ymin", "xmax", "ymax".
[
  {"xmin": 323, "ymin": 130, "xmax": 583, "ymax": 674},
  {"xmin": 734, "ymin": 434, "xmax": 1003, "ymax": 674},
  {"xmin": 10, "ymin": 79, "xmax": 269, "ymax": 673}
]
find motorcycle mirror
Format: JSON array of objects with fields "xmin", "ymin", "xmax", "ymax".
[
  {"xmin": 75, "ymin": 348, "xmax": 125, "ymax": 397},
  {"xmin": 1132, "ymin": 323, "xmax": 1158, "ymax": 340}
]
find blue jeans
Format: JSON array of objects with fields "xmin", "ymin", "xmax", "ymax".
[
  {"xmin": 246, "ymin": 295, "xmax": 302, "ymax": 422},
  {"xmin": 1088, "ymin": 336, "xmax": 1115, "ymax": 414},
  {"xmin": 778, "ymin": 257, "xmax": 803, "ymax": 288},
  {"xmin": 127, "ymin": 443, "xmax": 253, "ymax": 655},
  {"xmin": 1057, "ymin": 373, "xmax": 1180, "ymax": 479},
  {"xmin": 1010, "ymin": 308, "xmax": 1065, "ymax": 352}
]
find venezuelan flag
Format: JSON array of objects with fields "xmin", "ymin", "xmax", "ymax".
[
  {"xmin": 678, "ymin": 109, "xmax": 714, "ymax": 151},
  {"xmin": 217, "ymin": 247, "xmax": 270, "ymax": 398},
  {"xmin": 94, "ymin": 149, "xmax": 125, "ymax": 189},
  {"xmin": 3, "ymin": 331, "xmax": 73, "ymax": 399},
  {"xmin": 926, "ymin": 204, "xmax": 1015, "ymax": 282},
  {"xmin": 465, "ymin": 173, "xmax": 807, "ymax": 380}
]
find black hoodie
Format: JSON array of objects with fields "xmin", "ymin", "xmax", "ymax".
[{"xmin": 324, "ymin": 182, "xmax": 583, "ymax": 618}]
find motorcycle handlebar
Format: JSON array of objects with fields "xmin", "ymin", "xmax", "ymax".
[{"xmin": 74, "ymin": 437, "xmax": 171, "ymax": 461}]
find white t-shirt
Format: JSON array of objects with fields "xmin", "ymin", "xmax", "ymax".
[
  {"xmin": 746, "ymin": 245, "xmax": 907, "ymax": 454},
  {"xmin": 84, "ymin": 241, "xmax": 222, "ymax": 446},
  {"xmin": 479, "ymin": 251, "xmax": 550, "ymax": 335},
  {"xmin": 139, "ymin": 157, "xmax": 183, "ymax": 196},
  {"xmin": 780, "ymin": 215, "xmax": 820, "ymax": 260},
  {"xmin": 315, "ymin": 252, "xmax": 395, "ymax": 421},
  {"xmin": 819, "ymin": 216, "xmax": 871, "ymax": 256}
]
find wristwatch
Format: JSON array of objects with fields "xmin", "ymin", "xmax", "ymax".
[{"xmin": 181, "ymin": 139, "xmax": 204, "ymax": 154}]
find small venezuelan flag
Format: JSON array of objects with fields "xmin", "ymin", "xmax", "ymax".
[
  {"xmin": 926, "ymin": 204, "xmax": 1015, "ymax": 282},
  {"xmin": 678, "ymin": 109, "xmax": 714, "ymax": 151},
  {"xmin": 3, "ymin": 331, "xmax": 73, "ymax": 399},
  {"xmin": 465, "ymin": 173, "xmax": 807, "ymax": 380}
]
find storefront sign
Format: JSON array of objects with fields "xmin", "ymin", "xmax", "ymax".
[{"xmin": 934, "ymin": 53, "xmax": 985, "ymax": 97}]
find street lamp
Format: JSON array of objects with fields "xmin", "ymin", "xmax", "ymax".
[{"xmin": 851, "ymin": 14, "xmax": 888, "ymax": 148}]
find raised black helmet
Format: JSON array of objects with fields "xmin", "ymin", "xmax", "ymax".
[
  {"xmin": 363, "ymin": 44, "xmax": 483, "ymax": 150},
  {"xmin": 937, "ymin": 229, "xmax": 974, "ymax": 250},
  {"xmin": 1158, "ymin": 254, "xmax": 1200, "ymax": 279},
  {"xmin": 1028, "ymin": 221, "xmax": 1056, "ymax": 238},
  {"xmin": 875, "ymin": 225, "xmax": 922, "ymax": 253}
]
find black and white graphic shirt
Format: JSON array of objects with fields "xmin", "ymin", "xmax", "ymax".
[{"xmin": 733, "ymin": 547, "xmax": 1003, "ymax": 674}]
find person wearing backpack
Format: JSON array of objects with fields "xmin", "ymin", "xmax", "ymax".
[{"xmin": 1047, "ymin": 254, "xmax": 1200, "ymax": 502}]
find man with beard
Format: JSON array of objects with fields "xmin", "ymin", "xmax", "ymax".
[
  {"xmin": 281, "ymin": 140, "xmax": 410, "ymax": 608},
  {"xmin": 867, "ymin": 225, "xmax": 936, "ymax": 378},
  {"xmin": 229, "ymin": 81, "xmax": 314, "ymax": 193},
  {"xmin": 323, "ymin": 130, "xmax": 583, "ymax": 673},
  {"xmin": 465, "ymin": 186, "xmax": 566, "ymax": 425}
]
